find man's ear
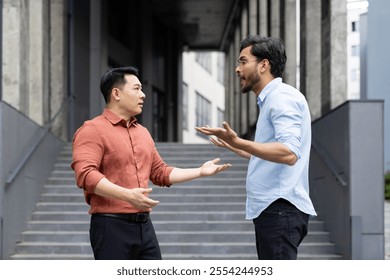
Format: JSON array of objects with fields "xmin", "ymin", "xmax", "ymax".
[
  {"xmin": 111, "ymin": 88, "xmax": 120, "ymax": 101},
  {"xmin": 259, "ymin": 58, "xmax": 270, "ymax": 74}
]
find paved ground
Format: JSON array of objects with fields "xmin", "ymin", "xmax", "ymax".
[{"xmin": 385, "ymin": 200, "xmax": 390, "ymax": 260}]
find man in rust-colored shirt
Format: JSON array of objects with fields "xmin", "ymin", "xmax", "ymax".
[{"xmin": 71, "ymin": 66, "xmax": 230, "ymax": 260}]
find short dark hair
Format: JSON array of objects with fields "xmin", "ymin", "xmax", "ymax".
[
  {"xmin": 239, "ymin": 35, "xmax": 287, "ymax": 78},
  {"xmin": 100, "ymin": 66, "xmax": 139, "ymax": 103}
]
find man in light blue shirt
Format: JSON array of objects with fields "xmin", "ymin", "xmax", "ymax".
[{"xmin": 196, "ymin": 35, "xmax": 316, "ymax": 259}]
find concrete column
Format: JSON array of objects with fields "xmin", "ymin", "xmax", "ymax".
[
  {"xmin": 259, "ymin": 0, "xmax": 268, "ymax": 36},
  {"xmin": 321, "ymin": 0, "xmax": 348, "ymax": 114},
  {"xmin": 140, "ymin": 1, "xmax": 154, "ymax": 131},
  {"xmin": 89, "ymin": 0, "xmax": 105, "ymax": 119},
  {"xmin": 50, "ymin": 0, "xmax": 68, "ymax": 140},
  {"xmin": 233, "ymin": 27, "xmax": 241, "ymax": 132},
  {"xmin": 240, "ymin": 5, "xmax": 248, "ymax": 136},
  {"xmin": 270, "ymin": 0, "xmax": 281, "ymax": 37},
  {"xmin": 2, "ymin": 0, "xmax": 27, "ymax": 112},
  {"xmin": 29, "ymin": 0, "xmax": 50, "ymax": 125},
  {"xmin": 283, "ymin": 0, "xmax": 297, "ymax": 87},
  {"xmin": 301, "ymin": 0, "xmax": 322, "ymax": 120},
  {"xmin": 330, "ymin": 0, "xmax": 347, "ymax": 109},
  {"xmin": 248, "ymin": 0, "xmax": 257, "ymax": 35},
  {"xmin": 225, "ymin": 43, "xmax": 235, "ymax": 127}
]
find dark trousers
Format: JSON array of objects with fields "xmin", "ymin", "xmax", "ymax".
[
  {"xmin": 253, "ymin": 198, "xmax": 309, "ymax": 260},
  {"xmin": 89, "ymin": 214, "xmax": 162, "ymax": 260}
]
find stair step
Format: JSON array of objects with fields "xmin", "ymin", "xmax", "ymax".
[
  {"xmin": 26, "ymin": 221, "xmax": 90, "ymax": 231},
  {"xmin": 13, "ymin": 242, "xmax": 93, "ymax": 254},
  {"xmin": 10, "ymin": 254, "xmax": 93, "ymax": 260}
]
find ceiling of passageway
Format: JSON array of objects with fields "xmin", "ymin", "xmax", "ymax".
[{"xmin": 150, "ymin": 0, "xmax": 239, "ymax": 50}]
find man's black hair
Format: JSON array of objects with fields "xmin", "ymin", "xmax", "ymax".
[
  {"xmin": 100, "ymin": 66, "xmax": 139, "ymax": 103},
  {"xmin": 240, "ymin": 35, "xmax": 287, "ymax": 77}
]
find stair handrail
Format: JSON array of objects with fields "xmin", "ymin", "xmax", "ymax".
[
  {"xmin": 6, "ymin": 95, "xmax": 75, "ymax": 185},
  {"xmin": 311, "ymin": 137, "xmax": 347, "ymax": 187}
]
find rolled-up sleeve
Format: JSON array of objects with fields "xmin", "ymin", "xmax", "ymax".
[
  {"xmin": 271, "ymin": 95, "xmax": 303, "ymax": 159},
  {"xmin": 149, "ymin": 146, "xmax": 174, "ymax": 187},
  {"xmin": 71, "ymin": 122, "xmax": 106, "ymax": 193}
]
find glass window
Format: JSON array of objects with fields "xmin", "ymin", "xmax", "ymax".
[
  {"xmin": 217, "ymin": 52, "xmax": 225, "ymax": 85},
  {"xmin": 195, "ymin": 52, "xmax": 212, "ymax": 73},
  {"xmin": 351, "ymin": 45, "xmax": 360, "ymax": 56},
  {"xmin": 351, "ymin": 21, "xmax": 359, "ymax": 32},
  {"xmin": 195, "ymin": 92, "xmax": 211, "ymax": 139}
]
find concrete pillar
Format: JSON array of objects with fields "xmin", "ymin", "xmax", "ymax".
[
  {"xmin": 270, "ymin": 0, "xmax": 281, "ymax": 37},
  {"xmin": 29, "ymin": 0, "xmax": 50, "ymax": 125},
  {"xmin": 89, "ymin": 0, "xmax": 105, "ymax": 119},
  {"xmin": 240, "ymin": 5, "xmax": 248, "ymax": 136},
  {"xmin": 233, "ymin": 27, "xmax": 241, "ymax": 132},
  {"xmin": 2, "ymin": 0, "xmax": 28, "ymax": 112},
  {"xmin": 330, "ymin": 0, "xmax": 348, "ymax": 109},
  {"xmin": 140, "ymin": 1, "xmax": 154, "ymax": 131},
  {"xmin": 225, "ymin": 43, "xmax": 235, "ymax": 126},
  {"xmin": 283, "ymin": 0, "xmax": 297, "ymax": 87},
  {"xmin": 301, "ymin": 0, "xmax": 322, "ymax": 120},
  {"xmin": 259, "ymin": 0, "xmax": 268, "ymax": 36},
  {"xmin": 249, "ymin": 0, "xmax": 257, "ymax": 35},
  {"xmin": 321, "ymin": 0, "xmax": 348, "ymax": 114},
  {"xmin": 50, "ymin": 0, "xmax": 68, "ymax": 140}
]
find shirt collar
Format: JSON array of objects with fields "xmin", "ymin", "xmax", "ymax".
[
  {"xmin": 257, "ymin": 77, "xmax": 283, "ymax": 106},
  {"xmin": 102, "ymin": 108, "xmax": 138, "ymax": 127}
]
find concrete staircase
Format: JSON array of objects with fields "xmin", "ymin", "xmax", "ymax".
[{"xmin": 9, "ymin": 142, "xmax": 342, "ymax": 260}]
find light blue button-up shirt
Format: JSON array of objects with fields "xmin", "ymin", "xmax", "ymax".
[{"xmin": 246, "ymin": 77, "xmax": 317, "ymax": 220}]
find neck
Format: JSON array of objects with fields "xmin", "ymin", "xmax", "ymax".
[{"xmin": 106, "ymin": 104, "xmax": 133, "ymax": 122}]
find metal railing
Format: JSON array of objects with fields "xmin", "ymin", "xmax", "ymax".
[
  {"xmin": 311, "ymin": 137, "xmax": 347, "ymax": 187},
  {"xmin": 6, "ymin": 95, "xmax": 75, "ymax": 185}
]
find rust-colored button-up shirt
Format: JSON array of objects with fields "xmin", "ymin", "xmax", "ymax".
[{"xmin": 71, "ymin": 109, "xmax": 173, "ymax": 214}]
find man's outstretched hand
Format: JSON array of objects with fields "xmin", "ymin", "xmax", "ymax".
[
  {"xmin": 199, "ymin": 158, "xmax": 231, "ymax": 176},
  {"xmin": 195, "ymin": 122, "xmax": 238, "ymax": 146}
]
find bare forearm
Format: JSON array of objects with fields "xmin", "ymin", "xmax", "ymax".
[
  {"xmin": 94, "ymin": 178, "xmax": 128, "ymax": 200},
  {"xmin": 169, "ymin": 167, "xmax": 202, "ymax": 184},
  {"xmin": 94, "ymin": 178, "xmax": 159, "ymax": 209},
  {"xmin": 233, "ymin": 138, "xmax": 297, "ymax": 165},
  {"xmin": 226, "ymin": 144, "xmax": 251, "ymax": 159},
  {"xmin": 169, "ymin": 158, "xmax": 231, "ymax": 184}
]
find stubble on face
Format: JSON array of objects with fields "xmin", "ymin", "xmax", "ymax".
[{"xmin": 240, "ymin": 67, "xmax": 260, "ymax": 94}]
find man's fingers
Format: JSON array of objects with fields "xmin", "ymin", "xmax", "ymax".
[
  {"xmin": 222, "ymin": 121, "xmax": 231, "ymax": 131},
  {"xmin": 141, "ymin": 188, "xmax": 153, "ymax": 194}
]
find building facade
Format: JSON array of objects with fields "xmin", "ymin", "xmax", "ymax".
[
  {"xmin": 346, "ymin": 0, "xmax": 368, "ymax": 100},
  {"xmin": 182, "ymin": 51, "xmax": 225, "ymax": 143}
]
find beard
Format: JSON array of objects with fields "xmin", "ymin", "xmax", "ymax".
[{"xmin": 240, "ymin": 70, "xmax": 260, "ymax": 93}]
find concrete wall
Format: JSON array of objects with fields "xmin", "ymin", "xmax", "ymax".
[
  {"xmin": 0, "ymin": 102, "xmax": 63, "ymax": 259},
  {"xmin": 1, "ymin": 0, "xmax": 68, "ymax": 140},
  {"xmin": 310, "ymin": 100, "xmax": 384, "ymax": 259}
]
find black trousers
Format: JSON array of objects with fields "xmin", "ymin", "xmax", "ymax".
[
  {"xmin": 89, "ymin": 214, "xmax": 162, "ymax": 260},
  {"xmin": 253, "ymin": 198, "xmax": 309, "ymax": 260}
]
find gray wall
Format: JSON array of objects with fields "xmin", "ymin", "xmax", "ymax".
[
  {"xmin": 361, "ymin": 0, "xmax": 390, "ymax": 172},
  {"xmin": 0, "ymin": 102, "xmax": 64, "ymax": 259},
  {"xmin": 310, "ymin": 100, "xmax": 384, "ymax": 259}
]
